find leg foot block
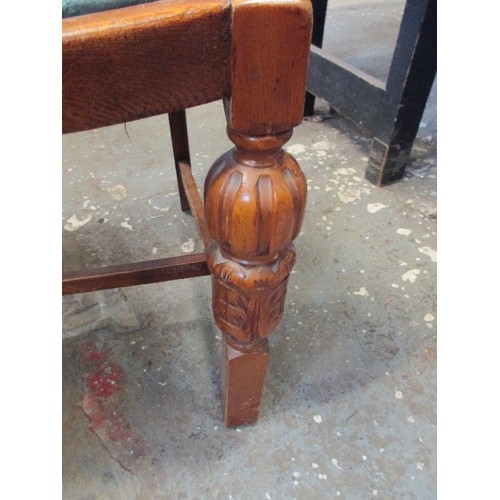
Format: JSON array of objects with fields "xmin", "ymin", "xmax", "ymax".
[{"xmin": 222, "ymin": 336, "xmax": 269, "ymax": 427}]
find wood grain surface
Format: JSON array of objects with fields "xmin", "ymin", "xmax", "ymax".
[
  {"xmin": 229, "ymin": 0, "xmax": 313, "ymax": 136},
  {"xmin": 63, "ymin": 0, "xmax": 231, "ymax": 133}
]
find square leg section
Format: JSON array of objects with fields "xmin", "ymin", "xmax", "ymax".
[{"xmin": 222, "ymin": 336, "xmax": 269, "ymax": 427}]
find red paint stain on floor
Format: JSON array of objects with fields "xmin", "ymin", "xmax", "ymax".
[
  {"xmin": 79, "ymin": 339, "xmax": 148, "ymax": 470},
  {"xmin": 86, "ymin": 362, "xmax": 123, "ymax": 397}
]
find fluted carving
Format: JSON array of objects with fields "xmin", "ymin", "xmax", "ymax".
[
  {"xmin": 204, "ymin": 128, "xmax": 307, "ymax": 349},
  {"xmin": 205, "ymin": 128, "xmax": 307, "ymax": 265}
]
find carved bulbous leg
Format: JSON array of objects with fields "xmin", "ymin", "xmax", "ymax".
[{"xmin": 204, "ymin": 128, "xmax": 307, "ymax": 426}]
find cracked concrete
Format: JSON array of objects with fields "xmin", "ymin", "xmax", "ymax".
[{"xmin": 63, "ymin": 289, "xmax": 140, "ymax": 338}]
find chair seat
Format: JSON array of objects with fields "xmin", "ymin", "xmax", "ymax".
[{"xmin": 62, "ymin": 0, "xmax": 158, "ymax": 18}]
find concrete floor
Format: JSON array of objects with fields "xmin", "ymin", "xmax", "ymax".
[{"xmin": 62, "ymin": 1, "xmax": 436, "ymax": 498}]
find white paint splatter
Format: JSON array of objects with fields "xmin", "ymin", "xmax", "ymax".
[
  {"xmin": 180, "ymin": 238, "xmax": 195, "ymax": 253},
  {"xmin": 313, "ymin": 415, "xmax": 323, "ymax": 423},
  {"xmin": 362, "ymin": 455, "xmax": 367, "ymax": 461},
  {"xmin": 395, "ymin": 389, "xmax": 403, "ymax": 399},
  {"xmin": 312, "ymin": 141, "xmax": 330, "ymax": 150},
  {"xmin": 367, "ymin": 203, "xmax": 388, "ymax": 213},
  {"xmin": 354, "ymin": 287, "xmax": 369, "ymax": 296},
  {"xmin": 407, "ymin": 416, "xmax": 416, "ymax": 423},
  {"xmin": 312, "ymin": 463, "xmax": 319, "ymax": 469},
  {"xmin": 391, "ymin": 283, "xmax": 399, "ymax": 288},
  {"xmin": 64, "ymin": 214, "xmax": 92, "ymax": 232},
  {"xmin": 292, "ymin": 471, "xmax": 300, "ymax": 478},
  {"xmin": 417, "ymin": 462, "xmax": 424, "ymax": 470},
  {"xmin": 402, "ymin": 269, "xmax": 420, "ymax": 283},
  {"xmin": 82, "ymin": 200, "xmax": 94, "ymax": 209},
  {"xmin": 338, "ymin": 188, "xmax": 361, "ymax": 203},
  {"xmin": 424, "ymin": 313, "xmax": 435, "ymax": 322},
  {"xmin": 121, "ymin": 221, "xmax": 133, "ymax": 230},
  {"xmin": 331, "ymin": 458, "xmax": 342, "ymax": 470},
  {"xmin": 418, "ymin": 246, "xmax": 437, "ymax": 262},
  {"xmin": 397, "ymin": 228, "xmax": 412, "ymax": 236},
  {"xmin": 325, "ymin": 185, "xmax": 334, "ymax": 192},
  {"xmin": 152, "ymin": 247, "xmax": 158, "ymax": 255},
  {"xmin": 318, "ymin": 474, "xmax": 327, "ymax": 479},
  {"xmin": 148, "ymin": 199, "xmax": 171, "ymax": 212},
  {"xmin": 106, "ymin": 184, "xmax": 127, "ymax": 200},
  {"xmin": 286, "ymin": 144, "xmax": 307, "ymax": 155}
]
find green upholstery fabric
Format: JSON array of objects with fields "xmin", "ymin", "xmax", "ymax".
[{"xmin": 62, "ymin": 0, "xmax": 158, "ymax": 18}]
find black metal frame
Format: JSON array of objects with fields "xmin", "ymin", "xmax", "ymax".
[{"xmin": 305, "ymin": 0, "xmax": 436, "ymax": 186}]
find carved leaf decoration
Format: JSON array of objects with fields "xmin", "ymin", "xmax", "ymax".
[
  {"xmin": 261, "ymin": 278, "xmax": 288, "ymax": 336},
  {"xmin": 213, "ymin": 280, "xmax": 252, "ymax": 342}
]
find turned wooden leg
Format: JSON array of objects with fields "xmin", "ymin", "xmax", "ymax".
[
  {"xmin": 204, "ymin": 0, "xmax": 312, "ymax": 426},
  {"xmin": 205, "ymin": 129, "xmax": 307, "ymax": 426}
]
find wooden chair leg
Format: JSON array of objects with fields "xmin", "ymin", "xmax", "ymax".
[
  {"xmin": 204, "ymin": 0, "xmax": 312, "ymax": 426},
  {"xmin": 221, "ymin": 337, "xmax": 269, "ymax": 427},
  {"xmin": 205, "ymin": 129, "xmax": 306, "ymax": 427},
  {"xmin": 168, "ymin": 111, "xmax": 191, "ymax": 212}
]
